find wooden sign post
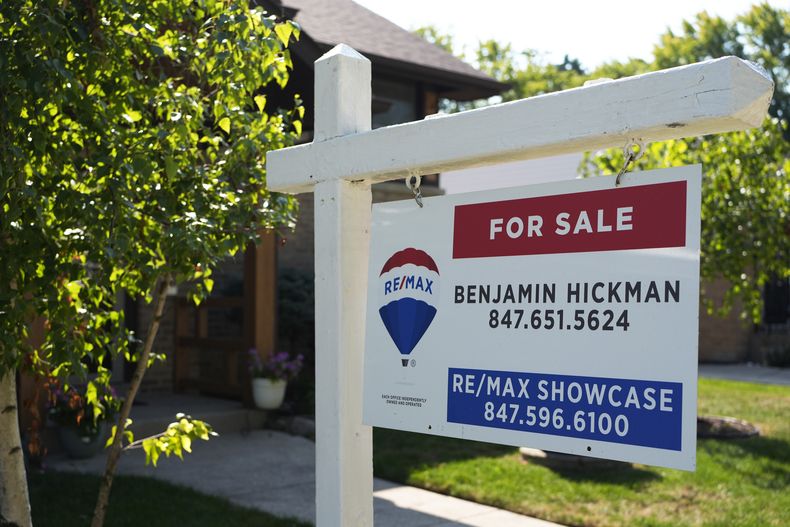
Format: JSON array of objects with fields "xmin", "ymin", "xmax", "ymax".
[{"xmin": 267, "ymin": 44, "xmax": 772, "ymax": 526}]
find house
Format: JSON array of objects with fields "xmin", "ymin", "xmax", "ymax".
[{"xmin": 123, "ymin": 0, "xmax": 506, "ymax": 403}]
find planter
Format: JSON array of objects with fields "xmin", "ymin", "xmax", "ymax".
[
  {"xmin": 57, "ymin": 421, "xmax": 111, "ymax": 459},
  {"xmin": 252, "ymin": 378, "xmax": 287, "ymax": 410}
]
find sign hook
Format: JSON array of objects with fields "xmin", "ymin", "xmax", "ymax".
[
  {"xmin": 615, "ymin": 139, "xmax": 645, "ymax": 186},
  {"xmin": 405, "ymin": 172, "xmax": 423, "ymax": 208}
]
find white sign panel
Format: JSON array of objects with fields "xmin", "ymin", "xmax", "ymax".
[{"xmin": 363, "ymin": 166, "xmax": 701, "ymax": 470}]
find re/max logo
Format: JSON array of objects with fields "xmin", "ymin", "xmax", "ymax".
[{"xmin": 384, "ymin": 275, "xmax": 434, "ymax": 295}]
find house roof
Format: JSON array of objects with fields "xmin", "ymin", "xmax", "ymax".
[{"xmin": 273, "ymin": 0, "xmax": 507, "ymax": 100}]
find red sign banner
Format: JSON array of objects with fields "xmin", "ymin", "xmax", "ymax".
[{"xmin": 453, "ymin": 181, "xmax": 687, "ymax": 259}]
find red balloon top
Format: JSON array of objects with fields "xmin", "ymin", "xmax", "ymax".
[{"xmin": 380, "ymin": 248, "xmax": 439, "ymax": 276}]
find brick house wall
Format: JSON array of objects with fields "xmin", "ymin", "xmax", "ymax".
[
  {"xmin": 698, "ymin": 278, "xmax": 752, "ymax": 362},
  {"xmin": 136, "ymin": 298, "xmax": 177, "ymax": 393}
]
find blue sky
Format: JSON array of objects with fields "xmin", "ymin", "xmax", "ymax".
[{"xmin": 355, "ymin": 1, "xmax": 784, "ymax": 69}]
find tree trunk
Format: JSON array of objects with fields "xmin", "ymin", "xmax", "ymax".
[
  {"xmin": 91, "ymin": 276, "xmax": 170, "ymax": 527},
  {"xmin": 0, "ymin": 371, "xmax": 32, "ymax": 527}
]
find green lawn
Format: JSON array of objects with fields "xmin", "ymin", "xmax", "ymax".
[
  {"xmin": 28, "ymin": 471, "xmax": 309, "ymax": 527},
  {"xmin": 373, "ymin": 378, "xmax": 790, "ymax": 527}
]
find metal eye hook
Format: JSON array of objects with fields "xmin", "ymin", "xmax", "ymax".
[
  {"xmin": 615, "ymin": 139, "xmax": 645, "ymax": 186},
  {"xmin": 405, "ymin": 172, "xmax": 423, "ymax": 208}
]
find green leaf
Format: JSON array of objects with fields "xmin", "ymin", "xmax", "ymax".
[
  {"xmin": 274, "ymin": 23, "xmax": 293, "ymax": 46},
  {"xmin": 165, "ymin": 157, "xmax": 178, "ymax": 179},
  {"xmin": 143, "ymin": 437, "xmax": 159, "ymax": 466},
  {"xmin": 218, "ymin": 117, "xmax": 231, "ymax": 134},
  {"xmin": 254, "ymin": 95, "xmax": 266, "ymax": 112},
  {"xmin": 106, "ymin": 425, "xmax": 118, "ymax": 448},
  {"xmin": 122, "ymin": 110, "xmax": 142, "ymax": 123},
  {"xmin": 85, "ymin": 382, "xmax": 100, "ymax": 422},
  {"xmin": 181, "ymin": 435, "xmax": 192, "ymax": 453}
]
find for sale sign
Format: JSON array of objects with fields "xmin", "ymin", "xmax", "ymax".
[{"xmin": 362, "ymin": 166, "xmax": 701, "ymax": 470}]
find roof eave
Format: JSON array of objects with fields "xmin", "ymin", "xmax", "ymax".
[{"xmin": 310, "ymin": 43, "xmax": 509, "ymax": 101}]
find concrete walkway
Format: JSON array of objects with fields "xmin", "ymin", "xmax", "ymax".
[
  {"xmin": 46, "ymin": 363, "xmax": 788, "ymax": 525},
  {"xmin": 699, "ymin": 363, "xmax": 790, "ymax": 386},
  {"xmin": 49, "ymin": 429, "xmax": 561, "ymax": 527}
]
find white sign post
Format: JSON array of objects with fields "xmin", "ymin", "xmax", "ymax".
[{"xmin": 267, "ymin": 45, "xmax": 772, "ymax": 526}]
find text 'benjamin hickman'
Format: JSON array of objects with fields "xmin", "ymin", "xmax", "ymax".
[{"xmin": 454, "ymin": 280, "xmax": 681, "ymax": 305}]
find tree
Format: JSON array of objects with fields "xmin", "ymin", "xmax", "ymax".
[
  {"xmin": 415, "ymin": 26, "xmax": 585, "ymax": 113},
  {"xmin": 502, "ymin": 49, "xmax": 587, "ymax": 100},
  {"xmin": 417, "ymin": 5, "xmax": 789, "ymax": 322},
  {"xmin": 414, "ymin": 26, "xmax": 481, "ymax": 113},
  {"xmin": 585, "ymin": 3, "xmax": 790, "ymax": 321},
  {"xmin": 583, "ymin": 120, "xmax": 789, "ymax": 321},
  {"xmin": 415, "ymin": 26, "xmax": 588, "ymax": 110},
  {"xmin": 0, "ymin": 1, "xmax": 302, "ymax": 525},
  {"xmin": 414, "ymin": 26, "xmax": 455, "ymax": 55},
  {"xmin": 652, "ymin": 5, "xmax": 788, "ymax": 134}
]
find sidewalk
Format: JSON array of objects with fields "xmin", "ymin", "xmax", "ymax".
[
  {"xmin": 699, "ymin": 363, "xmax": 790, "ymax": 386},
  {"xmin": 49, "ymin": 429, "xmax": 561, "ymax": 527}
]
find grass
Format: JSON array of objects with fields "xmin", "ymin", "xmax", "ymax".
[
  {"xmin": 373, "ymin": 378, "xmax": 790, "ymax": 527},
  {"xmin": 28, "ymin": 471, "xmax": 309, "ymax": 527}
]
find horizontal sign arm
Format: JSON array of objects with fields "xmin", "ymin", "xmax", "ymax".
[{"xmin": 267, "ymin": 56, "xmax": 773, "ymax": 194}]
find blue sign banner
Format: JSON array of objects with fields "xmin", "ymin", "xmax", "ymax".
[{"xmin": 447, "ymin": 368, "xmax": 682, "ymax": 451}]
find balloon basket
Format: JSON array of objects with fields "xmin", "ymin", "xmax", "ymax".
[{"xmin": 401, "ymin": 358, "xmax": 409, "ymax": 367}]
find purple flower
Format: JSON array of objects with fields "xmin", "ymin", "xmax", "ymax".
[{"xmin": 249, "ymin": 349, "xmax": 304, "ymax": 381}]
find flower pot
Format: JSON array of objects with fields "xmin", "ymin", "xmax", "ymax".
[
  {"xmin": 57, "ymin": 421, "xmax": 111, "ymax": 459},
  {"xmin": 252, "ymin": 378, "xmax": 287, "ymax": 410}
]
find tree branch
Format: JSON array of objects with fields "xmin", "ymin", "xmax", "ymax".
[{"xmin": 90, "ymin": 275, "xmax": 170, "ymax": 527}]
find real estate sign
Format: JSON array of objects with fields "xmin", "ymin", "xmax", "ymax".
[{"xmin": 362, "ymin": 166, "xmax": 701, "ymax": 470}]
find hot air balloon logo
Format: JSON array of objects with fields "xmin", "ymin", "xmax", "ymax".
[{"xmin": 378, "ymin": 248, "xmax": 440, "ymax": 367}]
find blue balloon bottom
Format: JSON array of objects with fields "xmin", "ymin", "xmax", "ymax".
[{"xmin": 379, "ymin": 297, "xmax": 437, "ymax": 358}]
